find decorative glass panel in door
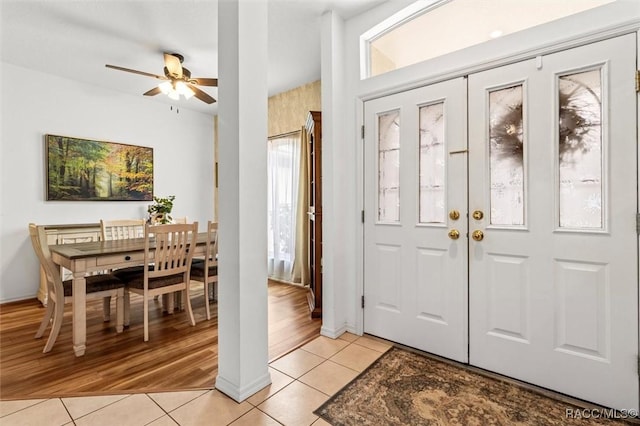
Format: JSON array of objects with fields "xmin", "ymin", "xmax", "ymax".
[
  {"xmin": 558, "ymin": 68, "xmax": 603, "ymax": 229},
  {"xmin": 419, "ymin": 102, "xmax": 445, "ymax": 223},
  {"xmin": 378, "ymin": 110, "xmax": 400, "ymax": 222},
  {"xmin": 488, "ymin": 84, "xmax": 525, "ymax": 226}
]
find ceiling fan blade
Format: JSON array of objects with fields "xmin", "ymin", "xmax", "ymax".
[
  {"xmin": 164, "ymin": 53, "xmax": 183, "ymax": 79},
  {"xmin": 190, "ymin": 85, "xmax": 216, "ymax": 104},
  {"xmin": 143, "ymin": 87, "xmax": 162, "ymax": 97},
  {"xmin": 191, "ymin": 78, "xmax": 218, "ymax": 87},
  {"xmin": 105, "ymin": 64, "xmax": 166, "ymax": 80}
]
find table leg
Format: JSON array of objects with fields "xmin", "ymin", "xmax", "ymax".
[
  {"xmin": 176, "ymin": 290, "xmax": 184, "ymax": 311},
  {"xmin": 162, "ymin": 294, "xmax": 175, "ymax": 313},
  {"xmin": 72, "ymin": 269, "xmax": 87, "ymax": 357}
]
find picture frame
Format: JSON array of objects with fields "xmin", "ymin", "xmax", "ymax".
[{"xmin": 45, "ymin": 134, "xmax": 154, "ymax": 201}]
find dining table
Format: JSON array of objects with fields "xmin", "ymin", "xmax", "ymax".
[{"xmin": 49, "ymin": 232, "xmax": 209, "ymax": 357}]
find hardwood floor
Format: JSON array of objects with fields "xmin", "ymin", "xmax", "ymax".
[{"xmin": 0, "ymin": 281, "xmax": 320, "ymax": 400}]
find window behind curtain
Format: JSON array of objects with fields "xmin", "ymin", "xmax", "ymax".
[{"xmin": 267, "ymin": 133, "xmax": 301, "ymax": 281}]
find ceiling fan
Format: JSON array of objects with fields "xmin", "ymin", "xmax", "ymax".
[{"xmin": 105, "ymin": 53, "xmax": 217, "ymax": 104}]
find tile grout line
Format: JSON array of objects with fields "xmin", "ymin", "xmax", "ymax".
[
  {"xmin": 0, "ymin": 398, "xmax": 48, "ymax": 419},
  {"xmin": 246, "ymin": 343, "xmax": 360, "ymax": 426},
  {"xmin": 65, "ymin": 394, "xmax": 135, "ymax": 424},
  {"xmin": 243, "ymin": 405, "xmax": 285, "ymax": 426},
  {"xmin": 291, "ymin": 342, "xmax": 390, "ymax": 409},
  {"xmin": 144, "ymin": 392, "xmax": 177, "ymax": 425},
  {"xmin": 59, "ymin": 397, "xmax": 77, "ymax": 424}
]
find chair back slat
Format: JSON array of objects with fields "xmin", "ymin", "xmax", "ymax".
[
  {"xmin": 28, "ymin": 224, "xmax": 64, "ymax": 300},
  {"xmin": 206, "ymin": 221, "xmax": 218, "ymax": 272},
  {"xmin": 145, "ymin": 223, "xmax": 198, "ymax": 280},
  {"xmin": 100, "ymin": 219, "xmax": 145, "ymax": 241}
]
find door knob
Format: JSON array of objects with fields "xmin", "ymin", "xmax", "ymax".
[
  {"xmin": 472, "ymin": 230, "xmax": 484, "ymax": 241},
  {"xmin": 472, "ymin": 210, "xmax": 484, "ymax": 220},
  {"xmin": 448, "ymin": 229, "xmax": 460, "ymax": 240},
  {"xmin": 449, "ymin": 210, "xmax": 460, "ymax": 220}
]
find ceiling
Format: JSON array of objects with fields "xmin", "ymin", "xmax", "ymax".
[{"xmin": 0, "ymin": 0, "xmax": 387, "ymax": 115}]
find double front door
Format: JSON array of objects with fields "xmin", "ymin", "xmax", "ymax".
[{"xmin": 363, "ymin": 34, "xmax": 638, "ymax": 410}]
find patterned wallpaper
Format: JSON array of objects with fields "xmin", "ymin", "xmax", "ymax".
[{"xmin": 268, "ymin": 80, "xmax": 321, "ymax": 137}]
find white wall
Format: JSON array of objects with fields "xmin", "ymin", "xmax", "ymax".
[{"xmin": 0, "ymin": 62, "xmax": 214, "ymax": 302}]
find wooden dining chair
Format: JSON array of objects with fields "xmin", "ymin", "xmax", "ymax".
[
  {"xmin": 173, "ymin": 216, "xmax": 188, "ymax": 224},
  {"xmin": 120, "ymin": 222, "xmax": 198, "ymax": 342},
  {"xmin": 100, "ymin": 218, "xmax": 146, "ymax": 323},
  {"xmin": 29, "ymin": 223, "xmax": 125, "ymax": 353},
  {"xmin": 190, "ymin": 221, "xmax": 218, "ymax": 320},
  {"xmin": 100, "ymin": 219, "xmax": 145, "ymax": 241}
]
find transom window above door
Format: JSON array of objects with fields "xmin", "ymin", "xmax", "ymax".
[{"xmin": 360, "ymin": 0, "xmax": 614, "ymax": 78}]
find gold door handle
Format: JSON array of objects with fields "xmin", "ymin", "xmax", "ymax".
[
  {"xmin": 472, "ymin": 230, "xmax": 484, "ymax": 241},
  {"xmin": 448, "ymin": 229, "xmax": 460, "ymax": 240},
  {"xmin": 449, "ymin": 210, "xmax": 460, "ymax": 220},
  {"xmin": 472, "ymin": 210, "xmax": 484, "ymax": 220}
]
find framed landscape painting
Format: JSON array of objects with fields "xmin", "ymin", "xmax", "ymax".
[{"xmin": 46, "ymin": 134, "xmax": 153, "ymax": 201}]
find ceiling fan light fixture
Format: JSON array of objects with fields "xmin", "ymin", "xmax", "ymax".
[
  {"xmin": 159, "ymin": 81, "xmax": 172, "ymax": 95},
  {"xmin": 168, "ymin": 90, "xmax": 180, "ymax": 101},
  {"xmin": 176, "ymin": 81, "xmax": 195, "ymax": 99}
]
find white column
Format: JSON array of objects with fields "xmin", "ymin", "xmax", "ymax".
[
  {"xmin": 216, "ymin": 0, "xmax": 270, "ymax": 402},
  {"xmin": 320, "ymin": 11, "xmax": 351, "ymax": 338}
]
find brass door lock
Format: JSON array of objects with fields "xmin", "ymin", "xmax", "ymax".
[
  {"xmin": 472, "ymin": 230, "xmax": 484, "ymax": 241},
  {"xmin": 448, "ymin": 229, "xmax": 460, "ymax": 240},
  {"xmin": 472, "ymin": 210, "xmax": 484, "ymax": 220}
]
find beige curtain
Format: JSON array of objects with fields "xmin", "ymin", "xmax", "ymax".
[
  {"xmin": 267, "ymin": 132, "xmax": 301, "ymax": 281},
  {"xmin": 291, "ymin": 126, "xmax": 310, "ymax": 285}
]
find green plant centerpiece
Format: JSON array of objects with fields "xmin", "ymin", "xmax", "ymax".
[{"xmin": 147, "ymin": 195, "xmax": 175, "ymax": 224}]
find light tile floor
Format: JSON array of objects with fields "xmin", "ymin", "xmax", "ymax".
[{"xmin": 0, "ymin": 333, "xmax": 391, "ymax": 426}]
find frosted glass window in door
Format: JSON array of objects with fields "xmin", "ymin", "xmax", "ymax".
[
  {"xmin": 489, "ymin": 85, "xmax": 525, "ymax": 226},
  {"xmin": 558, "ymin": 69, "xmax": 603, "ymax": 229},
  {"xmin": 419, "ymin": 102, "xmax": 445, "ymax": 223},
  {"xmin": 378, "ymin": 111, "xmax": 400, "ymax": 222}
]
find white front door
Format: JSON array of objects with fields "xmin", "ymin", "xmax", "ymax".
[
  {"xmin": 468, "ymin": 34, "xmax": 638, "ymax": 411},
  {"xmin": 363, "ymin": 34, "xmax": 638, "ymax": 410},
  {"xmin": 363, "ymin": 77, "xmax": 468, "ymax": 362}
]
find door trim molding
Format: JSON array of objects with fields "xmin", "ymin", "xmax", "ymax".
[{"xmin": 354, "ymin": 96, "xmax": 365, "ymax": 337}]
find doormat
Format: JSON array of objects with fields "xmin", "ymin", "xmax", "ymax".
[{"xmin": 314, "ymin": 347, "xmax": 634, "ymax": 425}]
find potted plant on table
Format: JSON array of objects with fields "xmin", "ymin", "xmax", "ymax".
[{"xmin": 147, "ymin": 195, "xmax": 175, "ymax": 224}]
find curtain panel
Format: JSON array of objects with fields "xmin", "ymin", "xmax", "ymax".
[
  {"xmin": 292, "ymin": 127, "xmax": 310, "ymax": 285},
  {"xmin": 267, "ymin": 131, "xmax": 306, "ymax": 283}
]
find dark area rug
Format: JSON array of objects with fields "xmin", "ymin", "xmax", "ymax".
[{"xmin": 314, "ymin": 347, "xmax": 634, "ymax": 425}]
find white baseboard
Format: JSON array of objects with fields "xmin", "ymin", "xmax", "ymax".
[
  {"xmin": 320, "ymin": 323, "xmax": 349, "ymax": 339},
  {"xmin": 215, "ymin": 371, "xmax": 272, "ymax": 402},
  {"xmin": 0, "ymin": 295, "xmax": 38, "ymax": 305}
]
